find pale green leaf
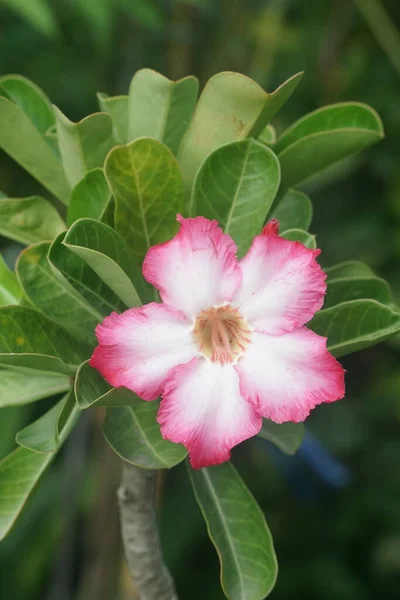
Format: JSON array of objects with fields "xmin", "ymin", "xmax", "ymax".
[
  {"xmin": 281, "ymin": 228, "xmax": 316, "ymax": 249},
  {"xmin": 272, "ymin": 188, "xmax": 312, "ymax": 231},
  {"xmin": 97, "ymin": 93, "xmax": 129, "ymax": 143},
  {"xmin": 0, "ymin": 196, "xmax": 66, "ymax": 245},
  {"xmin": 0, "ymin": 74, "xmax": 54, "ymax": 135},
  {"xmin": 258, "ymin": 124, "xmax": 276, "ymax": 145},
  {"xmin": 67, "ymin": 168, "xmax": 111, "ymax": 226},
  {"xmin": 325, "ymin": 260, "xmax": 373, "ymax": 281},
  {"xmin": 188, "ymin": 461, "xmax": 277, "ymax": 600},
  {"xmin": 324, "ymin": 277, "xmax": 392, "ymax": 309},
  {"xmin": 0, "ymin": 365, "xmax": 70, "ymax": 408},
  {"xmin": 190, "ymin": 139, "xmax": 280, "ymax": 256},
  {"xmin": 0, "ymin": 255, "xmax": 22, "ymax": 305}
]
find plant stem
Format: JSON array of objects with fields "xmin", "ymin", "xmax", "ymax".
[{"xmin": 118, "ymin": 463, "xmax": 178, "ymax": 600}]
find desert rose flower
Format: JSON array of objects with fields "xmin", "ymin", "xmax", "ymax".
[{"xmin": 90, "ymin": 216, "xmax": 345, "ymax": 469}]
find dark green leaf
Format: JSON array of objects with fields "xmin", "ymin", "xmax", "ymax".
[
  {"xmin": 281, "ymin": 228, "xmax": 316, "ymax": 249},
  {"xmin": 324, "ymin": 277, "xmax": 392, "ymax": 309},
  {"xmin": 258, "ymin": 420, "xmax": 304, "ymax": 454},
  {"xmin": 105, "ymin": 138, "xmax": 184, "ymax": 267},
  {"xmin": 0, "ymin": 75, "xmax": 54, "ymax": 135},
  {"xmin": 128, "ymin": 69, "xmax": 199, "ymax": 155},
  {"xmin": 0, "ymin": 0, "xmax": 58, "ymax": 37},
  {"xmin": 0, "ymin": 97, "xmax": 70, "ymax": 202},
  {"xmin": 310, "ymin": 299, "xmax": 400, "ymax": 357},
  {"xmin": 104, "ymin": 403, "xmax": 187, "ymax": 469},
  {"xmin": 0, "ymin": 306, "xmax": 89, "ymax": 374},
  {"xmin": 325, "ymin": 260, "xmax": 373, "ymax": 281},
  {"xmin": 190, "ymin": 139, "xmax": 280, "ymax": 256},
  {"xmin": 0, "ymin": 196, "xmax": 65, "ymax": 245},
  {"xmin": 178, "ymin": 71, "xmax": 302, "ymax": 192},
  {"xmin": 17, "ymin": 242, "xmax": 101, "ymax": 343},
  {"xmin": 97, "ymin": 93, "xmax": 129, "ymax": 143},
  {"xmin": 54, "ymin": 107, "xmax": 116, "ymax": 188},
  {"xmin": 188, "ymin": 461, "xmax": 277, "ymax": 600},
  {"xmin": 0, "ymin": 389, "xmax": 79, "ymax": 541},
  {"xmin": 272, "ymin": 188, "xmax": 312, "ymax": 231},
  {"xmin": 0, "ymin": 254, "xmax": 22, "ymax": 305},
  {"xmin": 0, "ymin": 365, "xmax": 70, "ymax": 407},
  {"xmin": 75, "ymin": 360, "xmax": 140, "ymax": 409},
  {"xmin": 63, "ymin": 219, "xmax": 142, "ymax": 307},
  {"xmin": 16, "ymin": 396, "xmax": 66, "ymax": 453},
  {"xmin": 67, "ymin": 168, "xmax": 111, "ymax": 226},
  {"xmin": 275, "ymin": 103, "xmax": 384, "ymax": 187}
]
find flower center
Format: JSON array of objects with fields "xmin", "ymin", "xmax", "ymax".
[{"xmin": 193, "ymin": 304, "xmax": 251, "ymax": 364}]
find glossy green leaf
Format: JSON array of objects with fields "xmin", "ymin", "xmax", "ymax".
[
  {"xmin": 128, "ymin": 69, "xmax": 199, "ymax": 155},
  {"xmin": 0, "ymin": 306, "xmax": 89, "ymax": 374},
  {"xmin": 310, "ymin": 299, "xmax": 400, "ymax": 357},
  {"xmin": 0, "ymin": 365, "xmax": 70, "ymax": 407},
  {"xmin": 281, "ymin": 228, "xmax": 316, "ymax": 249},
  {"xmin": 272, "ymin": 188, "xmax": 312, "ymax": 231},
  {"xmin": 275, "ymin": 103, "xmax": 384, "ymax": 187},
  {"xmin": 97, "ymin": 93, "xmax": 129, "ymax": 143},
  {"xmin": 54, "ymin": 107, "xmax": 116, "ymax": 188},
  {"xmin": 63, "ymin": 219, "xmax": 142, "ymax": 308},
  {"xmin": 74, "ymin": 360, "xmax": 138, "ymax": 409},
  {"xmin": 190, "ymin": 139, "xmax": 280, "ymax": 256},
  {"xmin": 105, "ymin": 138, "xmax": 184, "ymax": 267},
  {"xmin": 0, "ymin": 0, "xmax": 58, "ymax": 37},
  {"xmin": 178, "ymin": 71, "xmax": 302, "ymax": 192},
  {"xmin": 0, "ymin": 196, "xmax": 66, "ymax": 245},
  {"xmin": 0, "ymin": 255, "xmax": 22, "ymax": 305},
  {"xmin": 258, "ymin": 420, "xmax": 304, "ymax": 454},
  {"xmin": 0, "ymin": 97, "xmax": 70, "ymax": 202},
  {"xmin": 188, "ymin": 461, "xmax": 277, "ymax": 600},
  {"xmin": 324, "ymin": 277, "xmax": 392, "ymax": 309},
  {"xmin": 0, "ymin": 390, "xmax": 79, "ymax": 541},
  {"xmin": 67, "ymin": 168, "xmax": 111, "ymax": 226},
  {"xmin": 325, "ymin": 260, "xmax": 373, "ymax": 281},
  {"xmin": 49, "ymin": 232, "xmax": 126, "ymax": 319},
  {"xmin": 258, "ymin": 124, "xmax": 276, "ymax": 145},
  {"xmin": 17, "ymin": 242, "xmax": 100, "ymax": 344},
  {"xmin": 0, "ymin": 75, "xmax": 54, "ymax": 135},
  {"xmin": 104, "ymin": 403, "xmax": 187, "ymax": 469},
  {"xmin": 16, "ymin": 396, "xmax": 66, "ymax": 453}
]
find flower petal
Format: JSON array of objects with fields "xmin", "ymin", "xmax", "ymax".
[
  {"xmin": 143, "ymin": 215, "xmax": 241, "ymax": 318},
  {"xmin": 233, "ymin": 233, "xmax": 326, "ymax": 334},
  {"xmin": 158, "ymin": 358, "xmax": 262, "ymax": 469},
  {"xmin": 236, "ymin": 327, "xmax": 345, "ymax": 423},
  {"xmin": 90, "ymin": 303, "xmax": 197, "ymax": 401}
]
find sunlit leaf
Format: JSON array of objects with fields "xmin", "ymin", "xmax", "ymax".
[
  {"xmin": 188, "ymin": 461, "xmax": 277, "ymax": 600},
  {"xmin": 190, "ymin": 139, "xmax": 280, "ymax": 256}
]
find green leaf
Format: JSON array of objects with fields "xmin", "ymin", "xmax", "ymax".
[
  {"xmin": 0, "ymin": 255, "xmax": 22, "ymax": 305},
  {"xmin": 190, "ymin": 139, "xmax": 280, "ymax": 256},
  {"xmin": 74, "ymin": 360, "xmax": 139, "ymax": 409},
  {"xmin": 178, "ymin": 71, "xmax": 302, "ymax": 193},
  {"xmin": 97, "ymin": 93, "xmax": 129, "ymax": 143},
  {"xmin": 17, "ymin": 242, "xmax": 100, "ymax": 344},
  {"xmin": 0, "ymin": 306, "xmax": 89, "ymax": 374},
  {"xmin": 63, "ymin": 219, "xmax": 142, "ymax": 308},
  {"xmin": 324, "ymin": 277, "xmax": 392, "ymax": 309},
  {"xmin": 258, "ymin": 420, "xmax": 304, "ymax": 455},
  {"xmin": 0, "ymin": 196, "xmax": 66, "ymax": 245},
  {"xmin": 105, "ymin": 138, "xmax": 184, "ymax": 267},
  {"xmin": 272, "ymin": 188, "xmax": 312, "ymax": 231},
  {"xmin": 104, "ymin": 403, "xmax": 187, "ymax": 469},
  {"xmin": 0, "ymin": 97, "xmax": 70, "ymax": 202},
  {"xmin": 16, "ymin": 396, "xmax": 67, "ymax": 453},
  {"xmin": 67, "ymin": 168, "xmax": 111, "ymax": 226},
  {"xmin": 325, "ymin": 260, "xmax": 373, "ymax": 281},
  {"xmin": 0, "ymin": 75, "xmax": 54, "ymax": 135},
  {"xmin": 0, "ymin": 365, "xmax": 70, "ymax": 408},
  {"xmin": 49, "ymin": 232, "xmax": 126, "ymax": 319},
  {"xmin": 0, "ymin": 389, "xmax": 79, "ymax": 541},
  {"xmin": 128, "ymin": 69, "xmax": 199, "ymax": 155},
  {"xmin": 188, "ymin": 461, "xmax": 277, "ymax": 600},
  {"xmin": 258, "ymin": 124, "xmax": 276, "ymax": 145},
  {"xmin": 0, "ymin": 0, "xmax": 58, "ymax": 38},
  {"xmin": 54, "ymin": 107, "xmax": 116, "ymax": 188},
  {"xmin": 309, "ymin": 299, "xmax": 400, "ymax": 357},
  {"xmin": 281, "ymin": 228, "xmax": 316, "ymax": 249},
  {"xmin": 275, "ymin": 103, "xmax": 384, "ymax": 187}
]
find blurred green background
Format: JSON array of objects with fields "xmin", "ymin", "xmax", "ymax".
[{"xmin": 1, "ymin": 1, "xmax": 400, "ymax": 598}]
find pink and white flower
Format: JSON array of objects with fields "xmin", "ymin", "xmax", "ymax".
[{"xmin": 90, "ymin": 216, "xmax": 345, "ymax": 469}]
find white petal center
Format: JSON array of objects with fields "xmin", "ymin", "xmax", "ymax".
[{"xmin": 193, "ymin": 304, "xmax": 251, "ymax": 364}]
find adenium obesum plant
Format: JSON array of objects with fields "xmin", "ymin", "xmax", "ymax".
[
  {"xmin": 91, "ymin": 215, "xmax": 345, "ymax": 469},
  {"xmin": 0, "ymin": 68, "xmax": 398, "ymax": 600}
]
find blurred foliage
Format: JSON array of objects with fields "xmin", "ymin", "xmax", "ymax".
[{"xmin": 0, "ymin": 0, "xmax": 400, "ymax": 598}]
